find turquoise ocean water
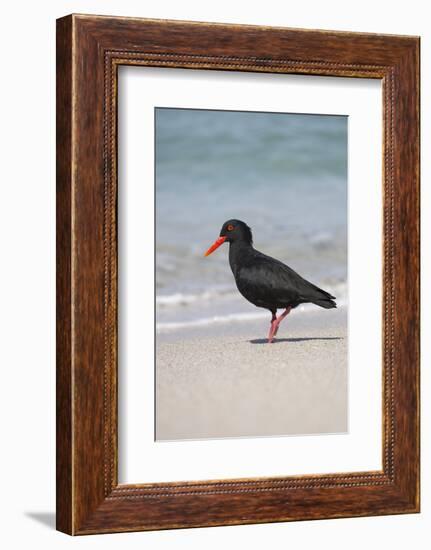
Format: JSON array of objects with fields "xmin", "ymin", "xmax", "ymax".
[{"xmin": 155, "ymin": 108, "xmax": 347, "ymax": 331}]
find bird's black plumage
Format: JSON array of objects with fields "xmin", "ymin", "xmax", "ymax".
[{"xmin": 217, "ymin": 219, "xmax": 336, "ymax": 315}]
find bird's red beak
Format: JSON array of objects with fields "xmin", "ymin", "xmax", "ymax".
[{"xmin": 204, "ymin": 236, "xmax": 227, "ymax": 257}]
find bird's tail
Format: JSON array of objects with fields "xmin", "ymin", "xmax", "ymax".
[
  {"xmin": 305, "ymin": 280, "xmax": 337, "ymax": 309},
  {"xmin": 313, "ymin": 298, "xmax": 337, "ymax": 309}
]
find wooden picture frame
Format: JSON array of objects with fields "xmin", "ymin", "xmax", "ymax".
[{"xmin": 56, "ymin": 14, "xmax": 420, "ymax": 535}]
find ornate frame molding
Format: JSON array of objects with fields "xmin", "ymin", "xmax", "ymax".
[{"xmin": 57, "ymin": 15, "xmax": 419, "ymax": 534}]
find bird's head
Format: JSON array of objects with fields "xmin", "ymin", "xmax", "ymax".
[{"xmin": 204, "ymin": 219, "xmax": 253, "ymax": 256}]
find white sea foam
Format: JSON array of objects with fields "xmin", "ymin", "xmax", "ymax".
[
  {"xmin": 156, "ymin": 288, "xmax": 237, "ymax": 307},
  {"xmin": 156, "ymin": 311, "xmax": 268, "ymax": 333},
  {"xmin": 156, "ymin": 299, "xmax": 347, "ymax": 333},
  {"xmin": 156, "ymin": 281, "xmax": 347, "ymax": 310}
]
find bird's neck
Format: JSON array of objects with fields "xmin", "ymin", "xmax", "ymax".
[{"xmin": 228, "ymin": 240, "xmax": 254, "ymax": 275}]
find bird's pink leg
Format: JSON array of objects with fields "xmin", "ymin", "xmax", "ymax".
[
  {"xmin": 268, "ymin": 312, "xmax": 278, "ymax": 343},
  {"xmin": 272, "ymin": 307, "xmax": 292, "ymax": 338}
]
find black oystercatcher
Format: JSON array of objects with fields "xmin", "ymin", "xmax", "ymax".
[{"xmin": 204, "ymin": 219, "xmax": 336, "ymax": 343}]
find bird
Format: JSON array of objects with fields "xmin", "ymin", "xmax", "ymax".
[{"xmin": 204, "ymin": 219, "xmax": 336, "ymax": 343}]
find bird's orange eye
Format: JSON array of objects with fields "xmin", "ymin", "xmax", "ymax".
[{"xmin": 227, "ymin": 224, "xmax": 234, "ymax": 231}]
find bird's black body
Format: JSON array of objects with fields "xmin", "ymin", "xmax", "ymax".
[{"xmin": 220, "ymin": 219, "xmax": 336, "ymax": 315}]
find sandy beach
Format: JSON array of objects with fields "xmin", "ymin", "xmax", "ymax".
[{"xmin": 156, "ymin": 307, "xmax": 347, "ymax": 441}]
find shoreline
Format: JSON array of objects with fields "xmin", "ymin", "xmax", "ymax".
[{"xmin": 157, "ymin": 303, "xmax": 347, "ymax": 342}]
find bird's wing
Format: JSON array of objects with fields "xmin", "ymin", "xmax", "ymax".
[
  {"xmin": 236, "ymin": 256, "xmax": 302, "ymax": 305},
  {"xmin": 237, "ymin": 252, "xmax": 335, "ymax": 306}
]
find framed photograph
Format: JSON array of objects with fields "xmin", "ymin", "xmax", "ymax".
[{"xmin": 56, "ymin": 14, "xmax": 420, "ymax": 535}]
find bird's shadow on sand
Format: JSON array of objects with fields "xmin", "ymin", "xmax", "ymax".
[{"xmin": 249, "ymin": 336, "xmax": 343, "ymax": 345}]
